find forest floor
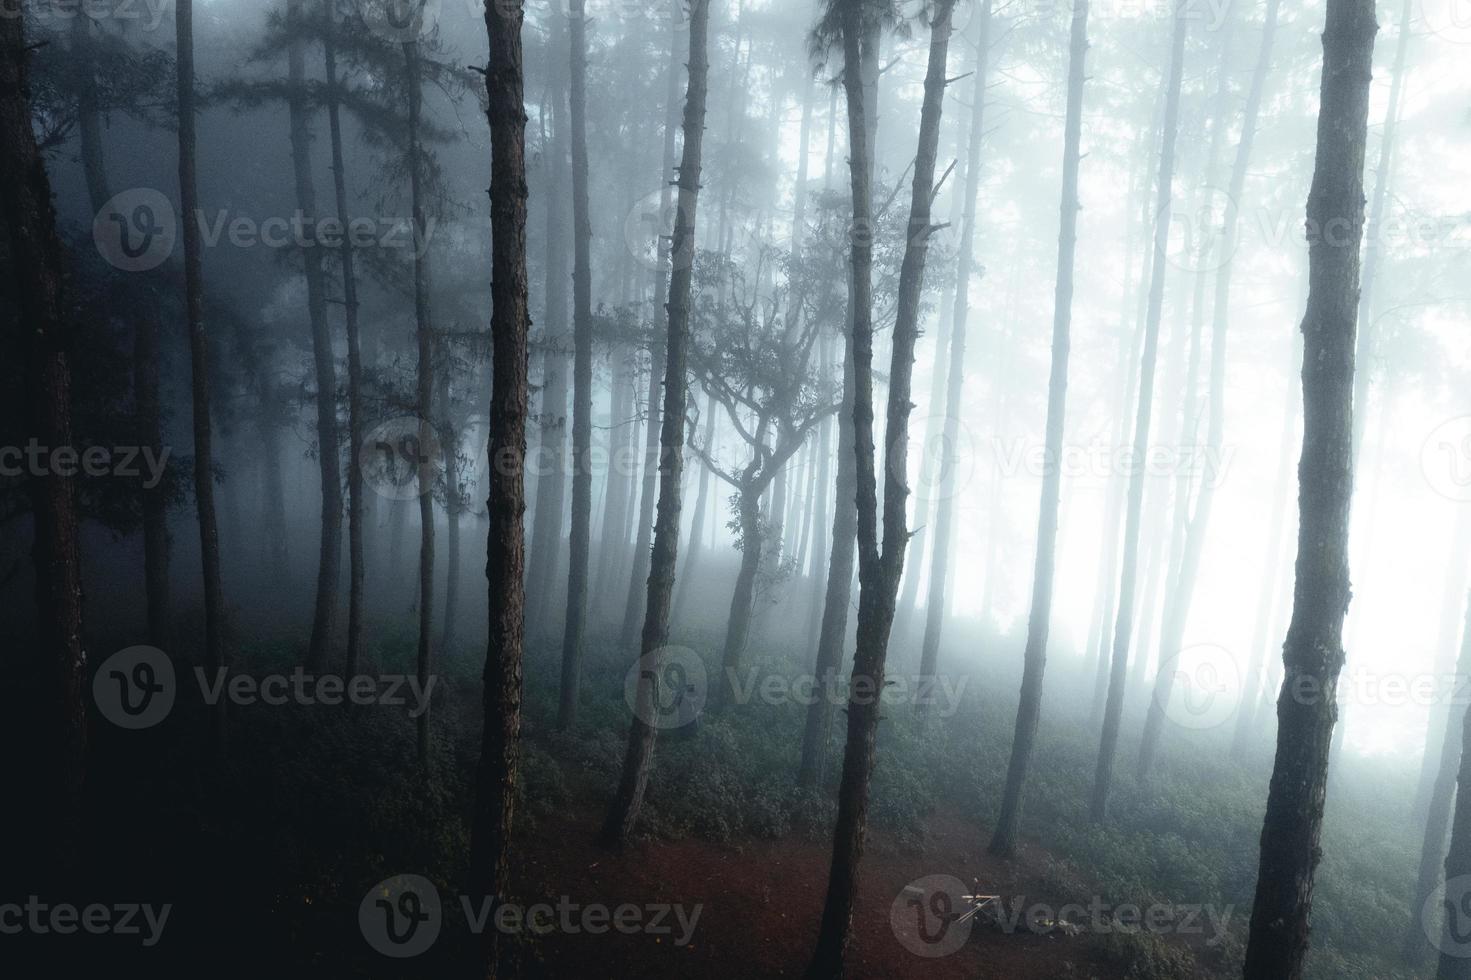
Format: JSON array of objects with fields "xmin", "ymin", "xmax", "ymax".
[{"xmin": 513, "ymin": 805, "xmax": 1125, "ymax": 979}]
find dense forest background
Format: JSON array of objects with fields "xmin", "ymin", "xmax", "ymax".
[{"xmin": 2, "ymin": 0, "xmax": 1470, "ymax": 977}]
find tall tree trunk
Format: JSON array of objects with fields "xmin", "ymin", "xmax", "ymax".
[
  {"xmin": 558, "ymin": 0, "xmax": 595, "ymax": 730},
  {"xmin": 601, "ymin": 0, "xmax": 709, "ymax": 844},
  {"xmin": 1414, "ymin": 513, "xmax": 1471, "ymax": 818},
  {"xmin": 469, "ymin": 4, "xmax": 529, "ymax": 975},
  {"xmin": 404, "ymin": 37, "xmax": 436, "ymax": 766},
  {"xmin": 289, "ymin": 0, "xmax": 343, "ymax": 672},
  {"xmin": 1408, "ymin": 590, "xmax": 1471, "ymax": 965},
  {"xmin": 1088, "ymin": 4, "xmax": 1187, "ymax": 823},
  {"xmin": 1437, "ymin": 606, "xmax": 1471, "ymax": 980},
  {"xmin": 1, "ymin": 9, "xmax": 88, "ymax": 860},
  {"xmin": 594, "ymin": 348, "xmax": 636, "ymax": 609},
  {"xmin": 176, "ymin": 0, "xmax": 228, "ymax": 743},
  {"xmin": 715, "ymin": 483, "xmax": 765, "ymax": 707},
  {"xmin": 988, "ymin": 0, "xmax": 1083, "ymax": 856},
  {"xmin": 323, "ymin": 0, "xmax": 365, "ymax": 676},
  {"xmin": 441, "ymin": 375, "xmax": 462, "ymax": 656},
  {"xmin": 622, "ymin": 36, "xmax": 680, "ymax": 648},
  {"xmin": 1138, "ymin": 0, "xmax": 1279, "ymax": 775},
  {"xmin": 917, "ymin": 0, "xmax": 991, "ymax": 709},
  {"xmin": 527, "ymin": 9, "xmax": 570, "ymax": 637},
  {"xmin": 796, "ymin": 27, "xmax": 873, "ymax": 793},
  {"xmin": 809, "ymin": 4, "xmax": 954, "ymax": 973},
  {"xmin": 1241, "ymin": 0, "xmax": 1376, "ymax": 971}
]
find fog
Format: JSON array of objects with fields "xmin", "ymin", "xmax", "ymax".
[{"xmin": 3, "ymin": 0, "xmax": 1470, "ymax": 977}]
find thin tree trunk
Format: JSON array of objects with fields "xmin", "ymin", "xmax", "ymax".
[
  {"xmin": 601, "ymin": 0, "xmax": 709, "ymax": 844},
  {"xmin": 559, "ymin": 0, "xmax": 594, "ymax": 730},
  {"xmin": 1, "ymin": 9, "xmax": 88, "ymax": 859},
  {"xmin": 988, "ymin": 0, "xmax": 1083, "ymax": 856},
  {"xmin": 323, "ymin": 0, "xmax": 365, "ymax": 676},
  {"xmin": 918, "ymin": 0, "xmax": 991, "ymax": 708},
  {"xmin": 715, "ymin": 484, "xmax": 764, "ymax": 707},
  {"xmin": 1408, "ymin": 589, "xmax": 1471, "ymax": 965},
  {"xmin": 289, "ymin": 0, "xmax": 342, "ymax": 672},
  {"xmin": 176, "ymin": 0, "xmax": 228, "ymax": 744},
  {"xmin": 621, "ymin": 20, "xmax": 681, "ymax": 649},
  {"xmin": 1241, "ymin": 0, "xmax": 1376, "ymax": 970},
  {"xmin": 469, "ymin": 4, "xmax": 529, "ymax": 975},
  {"xmin": 1437, "ymin": 605, "xmax": 1471, "ymax": 980},
  {"xmin": 527, "ymin": 8, "xmax": 570, "ymax": 637},
  {"xmin": 404, "ymin": 37, "xmax": 436, "ymax": 766},
  {"xmin": 1138, "ymin": 0, "xmax": 1279, "ymax": 774},
  {"xmin": 809, "ymin": 4, "xmax": 954, "ymax": 973},
  {"xmin": 1088, "ymin": 4, "xmax": 1187, "ymax": 823}
]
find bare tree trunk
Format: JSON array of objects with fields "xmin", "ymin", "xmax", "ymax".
[
  {"xmin": 1, "ymin": 9, "xmax": 88, "ymax": 859},
  {"xmin": 1437, "ymin": 609, "xmax": 1471, "ymax": 980},
  {"xmin": 176, "ymin": 0, "xmax": 228, "ymax": 744},
  {"xmin": 595, "ymin": 348, "xmax": 636, "ymax": 609},
  {"xmin": 1138, "ymin": 0, "xmax": 1279, "ymax": 774},
  {"xmin": 602, "ymin": 0, "xmax": 709, "ymax": 844},
  {"xmin": 809, "ymin": 4, "xmax": 955, "ymax": 973},
  {"xmin": 288, "ymin": 0, "xmax": 342, "ymax": 672},
  {"xmin": 1089, "ymin": 4, "xmax": 1187, "ymax": 823},
  {"xmin": 527, "ymin": 8, "xmax": 570, "ymax": 637},
  {"xmin": 559, "ymin": 0, "xmax": 594, "ymax": 730},
  {"xmin": 470, "ymin": 5, "xmax": 529, "ymax": 975},
  {"xmin": 404, "ymin": 37, "xmax": 436, "ymax": 766},
  {"xmin": 988, "ymin": 0, "xmax": 1082, "ymax": 856},
  {"xmin": 441, "ymin": 374, "xmax": 462, "ymax": 657},
  {"xmin": 918, "ymin": 0, "xmax": 991, "ymax": 708},
  {"xmin": 323, "ymin": 0, "xmax": 365, "ymax": 676},
  {"xmin": 715, "ymin": 484, "xmax": 765, "ymax": 707},
  {"xmin": 1408, "ymin": 590, "xmax": 1471, "ymax": 965},
  {"xmin": 1241, "ymin": 0, "xmax": 1376, "ymax": 971}
]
